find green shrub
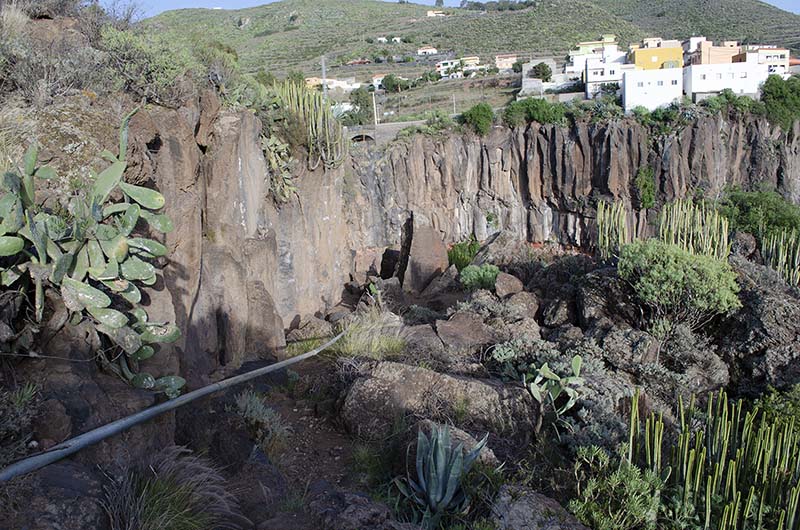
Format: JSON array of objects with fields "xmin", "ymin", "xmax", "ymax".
[
  {"xmin": 102, "ymin": 446, "xmax": 243, "ymax": 530},
  {"xmin": 503, "ymin": 98, "xmax": 565, "ymax": 128},
  {"xmin": 568, "ymin": 445, "xmax": 662, "ymax": 530},
  {"xmin": 234, "ymin": 390, "xmax": 290, "ymax": 460},
  {"xmin": 459, "ymin": 264, "xmax": 499, "ymax": 291},
  {"xmin": 448, "ymin": 237, "xmax": 481, "ymax": 271},
  {"xmin": 460, "ymin": 103, "xmax": 494, "ymax": 136},
  {"xmin": 635, "ymin": 167, "xmax": 656, "ymax": 210},
  {"xmin": 531, "ymin": 62, "xmax": 552, "ymax": 82},
  {"xmin": 100, "ymin": 26, "xmax": 192, "ymax": 106},
  {"xmin": 329, "ymin": 306, "xmax": 408, "ymax": 359},
  {"xmin": 761, "ymin": 74, "xmax": 800, "ymax": 131},
  {"xmin": 718, "ymin": 189, "xmax": 800, "ymax": 239},
  {"xmin": 0, "ymin": 114, "xmax": 183, "ymax": 396},
  {"xmin": 757, "ymin": 384, "xmax": 800, "ymax": 437},
  {"xmin": 618, "ymin": 240, "xmax": 741, "ymax": 336}
]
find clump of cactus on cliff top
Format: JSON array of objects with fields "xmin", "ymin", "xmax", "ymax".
[
  {"xmin": 762, "ymin": 228, "xmax": 800, "ymax": 286},
  {"xmin": 0, "ymin": 109, "xmax": 183, "ymax": 397},
  {"xmin": 275, "ymin": 80, "xmax": 347, "ymax": 171}
]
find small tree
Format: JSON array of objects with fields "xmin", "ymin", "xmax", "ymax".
[
  {"xmin": 634, "ymin": 167, "xmax": 655, "ymax": 210},
  {"xmin": 531, "ymin": 62, "xmax": 552, "ymax": 82},
  {"xmin": 460, "ymin": 103, "xmax": 494, "ymax": 136},
  {"xmin": 512, "ymin": 60, "xmax": 524, "ymax": 73},
  {"xmin": 618, "ymin": 240, "xmax": 741, "ymax": 339}
]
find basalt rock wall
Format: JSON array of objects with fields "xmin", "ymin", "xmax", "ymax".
[
  {"xmin": 349, "ymin": 115, "xmax": 800, "ymax": 250},
  {"xmin": 131, "ymin": 100, "xmax": 800, "ymax": 384}
]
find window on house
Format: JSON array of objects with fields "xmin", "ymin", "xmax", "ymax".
[
  {"xmin": 651, "ymin": 56, "xmax": 658, "ymax": 62},
  {"xmin": 610, "ymin": 70, "xmax": 615, "ymax": 75},
  {"xmin": 729, "ymin": 73, "xmax": 735, "ymax": 79},
  {"xmin": 657, "ymin": 80, "xmax": 664, "ymax": 86},
  {"xmin": 701, "ymin": 74, "xmax": 707, "ymax": 80},
  {"xmin": 741, "ymin": 72, "xmax": 747, "ymax": 78},
  {"xmin": 671, "ymin": 79, "xmax": 678, "ymax": 85},
  {"xmin": 637, "ymin": 82, "xmax": 644, "ymax": 87},
  {"xmin": 716, "ymin": 73, "xmax": 723, "ymax": 79}
]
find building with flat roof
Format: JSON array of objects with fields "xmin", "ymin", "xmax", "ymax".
[
  {"xmin": 629, "ymin": 38, "xmax": 684, "ymax": 70},
  {"xmin": 623, "ymin": 68, "xmax": 683, "ymax": 112},
  {"xmin": 684, "ymin": 61, "xmax": 769, "ymax": 102}
]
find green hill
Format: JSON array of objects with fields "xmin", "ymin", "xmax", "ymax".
[
  {"xmin": 592, "ymin": 0, "xmax": 800, "ymax": 50},
  {"xmin": 144, "ymin": 0, "xmax": 800, "ymax": 76}
]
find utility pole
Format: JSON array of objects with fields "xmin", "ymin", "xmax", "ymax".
[
  {"xmin": 321, "ymin": 55, "xmax": 328, "ymax": 101},
  {"xmin": 452, "ymin": 93, "xmax": 456, "ymax": 115},
  {"xmin": 372, "ymin": 91, "xmax": 379, "ymax": 127}
]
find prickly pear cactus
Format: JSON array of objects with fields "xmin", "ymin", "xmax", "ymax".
[{"xmin": 0, "ymin": 108, "xmax": 185, "ymax": 398}]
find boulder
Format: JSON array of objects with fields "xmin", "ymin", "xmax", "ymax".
[
  {"xmin": 342, "ymin": 362, "xmax": 536, "ymax": 440},
  {"xmin": 4, "ymin": 461, "xmax": 107, "ymax": 530},
  {"xmin": 421, "ymin": 264, "xmax": 460, "ymax": 298},
  {"xmin": 306, "ymin": 481, "xmax": 421, "ymax": 530},
  {"xmin": 491, "ymin": 485, "xmax": 589, "ymax": 530},
  {"xmin": 435, "ymin": 312, "xmax": 495, "ymax": 352},
  {"xmin": 506, "ymin": 291, "xmax": 540, "ymax": 321},
  {"xmin": 396, "ymin": 214, "xmax": 449, "ymax": 294},
  {"xmin": 542, "ymin": 299, "xmax": 575, "ymax": 328},
  {"xmin": 472, "ymin": 231, "xmax": 531, "ymax": 268},
  {"xmin": 287, "ymin": 316, "xmax": 334, "ymax": 342},
  {"xmin": 228, "ymin": 451, "xmax": 289, "ymax": 525},
  {"xmin": 494, "ymin": 272, "xmax": 524, "ymax": 298},
  {"xmin": 731, "ymin": 231, "xmax": 757, "ymax": 258}
]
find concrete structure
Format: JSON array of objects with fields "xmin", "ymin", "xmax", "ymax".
[
  {"xmin": 683, "ymin": 61, "xmax": 769, "ymax": 101},
  {"xmin": 629, "ymin": 38, "xmax": 684, "ymax": 70},
  {"xmin": 376, "ymin": 37, "xmax": 388, "ymax": 44},
  {"xmin": 585, "ymin": 59, "xmax": 635, "ymax": 98},
  {"xmin": 566, "ymin": 34, "xmax": 625, "ymax": 76},
  {"xmin": 495, "ymin": 54, "xmax": 519, "ymax": 71},
  {"xmin": 461, "ymin": 56, "xmax": 481, "ymax": 67},
  {"xmin": 426, "ymin": 10, "xmax": 446, "ymax": 17},
  {"xmin": 392, "ymin": 37, "xmax": 402, "ymax": 44},
  {"xmin": 435, "ymin": 59, "xmax": 461, "ymax": 76},
  {"xmin": 687, "ymin": 38, "xmax": 741, "ymax": 65},
  {"xmin": 520, "ymin": 59, "xmax": 580, "ymax": 97},
  {"xmin": 305, "ymin": 77, "xmax": 362, "ymax": 93},
  {"xmin": 735, "ymin": 46, "xmax": 791, "ymax": 76},
  {"xmin": 372, "ymin": 74, "xmax": 386, "ymax": 90},
  {"xmin": 417, "ymin": 46, "xmax": 438, "ymax": 56},
  {"xmin": 623, "ymin": 68, "xmax": 683, "ymax": 112}
]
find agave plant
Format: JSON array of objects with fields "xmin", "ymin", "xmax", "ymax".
[
  {"xmin": 0, "ymin": 108, "xmax": 184, "ymax": 397},
  {"xmin": 395, "ymin": 424, "xmax": 487, "ymax": 529}
]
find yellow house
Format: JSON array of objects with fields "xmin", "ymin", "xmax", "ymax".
[{"xmin": 630, "ymin": 42, "xmax": 684, "ymax": 70}]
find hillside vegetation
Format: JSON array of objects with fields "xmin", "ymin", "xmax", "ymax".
[{"xmin": 145, "ymin": 0, "xmax": 800, "ymax": 75}]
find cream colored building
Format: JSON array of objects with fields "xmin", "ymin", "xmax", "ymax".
[{"xmin": 495, "ymin": 54, "xmax": 519, "ymax": 71}]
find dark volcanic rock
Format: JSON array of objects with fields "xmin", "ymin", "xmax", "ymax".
[
  {"xmin": 492, "ymin": 485, "xmax": 590, "ymax": 530},
  {"xmin": 396, "ymin": 213, "xmax": 449, "ymax": 294}
]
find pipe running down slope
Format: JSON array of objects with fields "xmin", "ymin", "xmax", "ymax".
[{"xmin": 0, "ymin": 332, "xmax": 345, "ymax": 483}]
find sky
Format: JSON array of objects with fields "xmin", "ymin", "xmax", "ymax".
[{"xmin": 138, "ymin": 0, "xmax": 800, "ymax": 18}]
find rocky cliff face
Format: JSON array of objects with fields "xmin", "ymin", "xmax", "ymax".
[
  {"xmin": 130, "ymin": 102, "xmax": 800, "ymax": 385},
  {"xmin": 350, "ymin": 115, "xmax": 800, "ymax": 251}
]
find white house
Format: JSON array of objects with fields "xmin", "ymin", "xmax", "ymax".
[
  {"xmin": 426, "ymin": 10, "xmax": 446, "ymax": 17},
  {"xmin": 584, "ymin": 58, "xmax": 635, "ymax": 98},
  {"xmin": 417, "ymin": 46, "xmax": 438, "ymax": 56},
  {"xmin": 623, "ymin": 68, "xmax": 683, "ymax": 112},
  {"xmin": 436, "ymin": 59, "xmax": 460, "ymax": 76},
  {"xmin": 683, "ymin": 61, "xmax": 770, "ymax": 102},
  {"xmin": 372, "ymin": 74, "xmax": 386, "ymax": 90},
  {"xmin": 566, "ymin": 35, "xmax": 626, "ymax": 77},
  {"xmin": 391, "ymin": 37, "xmax": 402, "ymax": 44},
  {"xmin": 376, "ymin": 37, "xmax": 388, "ymax": 44},
  {"xmin": 495, "ymin": 54, "xmax": 519, "ymax": 71}
]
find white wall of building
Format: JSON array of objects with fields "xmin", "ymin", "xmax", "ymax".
[
  {"xmin": 623, "ymin": 68, "xmax": 683, "ymax": 112},
  {"xmin": 683, "ymin": 62, "xmax": 769, "ymax": 101},
  {"xmin": 585, "ymin": 59, "xmax": 635, "ymax": 97}
]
